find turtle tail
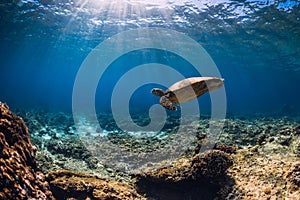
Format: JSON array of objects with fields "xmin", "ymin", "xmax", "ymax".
[{"xmin": 160, "ymin": 96, "xmax": 177, "ymax": 111}]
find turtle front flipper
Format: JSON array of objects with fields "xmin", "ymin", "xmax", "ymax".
[{"xmin": 160, "ymin": 96, "xmax": 177, "ymax": 111}]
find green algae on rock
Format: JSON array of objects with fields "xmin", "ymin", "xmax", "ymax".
[{"xmin": 0, "ymin": 102, "xmax": 54, "ymax": 199}]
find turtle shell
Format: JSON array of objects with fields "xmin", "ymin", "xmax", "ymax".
[{"xmin": 166, "ymin": 77, "xmax": 224, "ymax": 103}]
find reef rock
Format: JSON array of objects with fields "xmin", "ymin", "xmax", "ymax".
[
  {"xmin": 135, "ymin": 150, "xmax": 234, "ymax": 200},
  {"xmin": 0, "ymin": 102, "xmax": 54, "ymax": 199},
  {"xmin": 46, "ymin": 170, "xmax": 146, "ymax": 200},
  {"xmin": 227, "ymin": 146, "xmax": 300, "ymax": 199},
  {"xmin": 286, "ymin": 162, "xmax": 300, "ymax": 187}
]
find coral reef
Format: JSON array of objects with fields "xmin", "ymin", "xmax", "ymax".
[
  {"xmin": 219, "ymin": 117, "xmax": 300, "ymax": 148},
  {"xmin": 227, "ymin": 146, "xmax": 300, "ymax": 199},
  {"xmin": 135, "ymin": 150, "xmax": 234, "ymax": 200},
  {"xmin": 0, "ymin": 102, "xmax": 54, "ymax": 199},
  {"xmin": 191, "ymin": 150, "xmax": 233, "ymax": 179},
  {"xmin": 45, "ymin": 136, "xmax": 92, "ymax": 160},
  {"xmin": 43, "ymin": 150, "xmax": 234, "ymax": 200},
  {"xmin": 225, "ymin": 119, "xmax": 300, "ymax": 199},
  {"xmin": 10, "ymin": 108, "xmax": 300, "ymax": 199},
  {"xmin": 46, "ymin": 170, "xmax": 146, "ymax": 200},
  {"xmin": 286, "ymin": 162, "xmax": 300, "ymax": 187}
]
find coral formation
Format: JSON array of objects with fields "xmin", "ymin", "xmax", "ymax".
[
  {"xmin": 286, "ymin": 162, "xmax": 300, "ymax": 187},
  {"xmin": 46, "ymin": 170, "xmax": 146, "ymax": 200},
  {"xmin": 227, "ymin": 146, "xmax": 300, "ymax": 199},
  {"xmin": 191, "ymin": 150, "xmax": 233, "ymax": 179},
  {"xmin": 9, "ymin": 108, "xmax": 300, "ymax": 199},
  {"xmin": 45, "ymin": 136, "xmax": 91, "ymax": 160},
  {"xmin": 135, "ymin": 150, "xmax": 234, "ymax": 200},
  {"xmin": 0, "ymin": 102, "xmax": 54, "ymax": 199}
]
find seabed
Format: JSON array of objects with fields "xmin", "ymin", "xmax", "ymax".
[{"xmin": 4, "ymin": 107, "xmax": 299, "ymax": 199}]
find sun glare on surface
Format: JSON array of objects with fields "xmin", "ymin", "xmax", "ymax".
[{"xmin": 74, "ymin": 0, "xmax": 175, "ymax": 19}]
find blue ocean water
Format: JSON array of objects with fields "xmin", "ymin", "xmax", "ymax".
[{"xmin": 0, "ymin": 0, "xmax": 300, "ymax": 117}]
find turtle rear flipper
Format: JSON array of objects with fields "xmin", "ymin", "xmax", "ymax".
[{"xmin": 160, "ymin": 96, "xmax": 177, "ymax": 111}]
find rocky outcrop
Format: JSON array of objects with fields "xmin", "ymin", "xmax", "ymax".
[
  {"xmin": 227, "ymin": 146, "xmax": 300, "ymax": 199},
  {"xmin": 41, "ymin": 139, "xmax": 235, "ymax": 200},
  {"xmin": 0, "ymin": 102, "xmax": 54, "ymax": 199},
  {"xmin": 45, "ymin": 150, "xmax": 234, "ymax": 200},
  {"xmin": 1, "ymin": 103, "xmax": 234, "ymax": 200},
  {"xmin": 286, "ymin": 162, "xmax": 300, "ymax": 187},
  {"xmin": 46, "ymin": 170, "xmax": 146, "ymax": 200},
  {"xmin": 135, "ymin": 150, "xmax": 234, "ymax": 200}
]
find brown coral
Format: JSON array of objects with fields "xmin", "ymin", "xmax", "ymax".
[
  {"xmin": 0, "ymin": 102, "xmax": 54, "ymax": 199},
  {"xmin": 46, "ymin": 170, "xmax": 146, "ymax": 200}
]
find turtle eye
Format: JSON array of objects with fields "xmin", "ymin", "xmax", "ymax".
[{"xmin": 151, "ymin": 88, "xmax": 159, "ymax": 96}]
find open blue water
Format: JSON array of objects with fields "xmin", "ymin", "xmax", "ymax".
[{"xmin": 0, "ymin": 0, "xmax": 300, "ymax": 118}]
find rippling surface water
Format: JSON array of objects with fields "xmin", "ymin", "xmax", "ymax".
[{"xmin": 0, "ymin": 0, "xmax": 300, "ymax": 115}]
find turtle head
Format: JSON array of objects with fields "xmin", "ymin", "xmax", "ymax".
[{"xmin": 151, "ymin": 88, "xmax": 165, "ymax": 97}]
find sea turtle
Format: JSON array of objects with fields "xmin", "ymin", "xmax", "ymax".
[{"xmin": 151, "ymin": 77, "xmax": 224, "ymax": 110}]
